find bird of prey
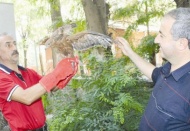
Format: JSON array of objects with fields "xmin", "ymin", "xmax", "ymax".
[{"xmin": 41, "ymin": 23, "xmax": 114, "ymax": 57}]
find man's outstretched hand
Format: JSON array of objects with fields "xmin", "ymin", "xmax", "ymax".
[
  {"xmin": 39, "ymin": 56, "xmax": 78, "ymax": 92},
  {"xmin": 56, "ymin": 56, "xmax": 79, "ymax": 89}
]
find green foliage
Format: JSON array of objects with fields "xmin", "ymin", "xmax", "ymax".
[
  {"xmin": 47, "ymin": 54, "xmax": 152, "ymax": 131},
  {"xmin": 73, "ymin": 20, "xmax": 87, "ymax": 33},
  {"xmin": 42, "ymin": 93, "xmax": 52, "ymax": 114},
  {"xmin": 135, "ymin": 35, "xmax": 159, "ymax": 65},
  {"xmin": 111, "ymin": 0, "xmax": 175, "ymax": 39},
  {"xmin": 27, "ymin": 0, "xmax": 51, "ymax": 16},
  {"xmin": 112, "ymin": 4, "xmax": 138, "ymax": 20}
]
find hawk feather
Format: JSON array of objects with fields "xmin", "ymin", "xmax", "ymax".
[{"xmin": 42, "ymin": 23, "xmax": 113, "ymax": 57}]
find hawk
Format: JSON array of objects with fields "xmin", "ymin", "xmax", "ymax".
[{"xmin": 41, "ymin": 23, "xmax": 114, "ymax": 57}]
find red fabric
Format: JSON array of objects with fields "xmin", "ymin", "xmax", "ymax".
[
  {"xmin": 0, "ymin": 68, "xmax": 46, "ymax": 131},
  {"xmin": 56, "ymin": 56, "xmax": 79, "ymax": 89}
]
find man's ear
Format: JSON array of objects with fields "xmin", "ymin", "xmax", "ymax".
[{"xmin": 178, "ymin": 38, "xmax": 188, "ymax": 50}]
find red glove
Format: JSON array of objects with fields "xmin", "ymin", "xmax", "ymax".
[
  {"xmin": 39, "ymin": 57, "xmax": 76, "ymax": 92},
  {"xmin": 56, "ymin": 56, "xmax": 79, "ymax": 89}
]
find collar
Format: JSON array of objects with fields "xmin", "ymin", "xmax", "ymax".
[
  {"xmin": 162, "ymin": 61, "xmax": 190, "ymax": 81},
  {"xmin": 0, "ymin": 64, "xmax": 26, "ymax": 74}
]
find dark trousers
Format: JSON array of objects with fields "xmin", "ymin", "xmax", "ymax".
[
  {"xmin": 28, "ymin": 123, "xmax": 48, "ymax": 131},
  {"xmin": 5, "ymin": 123, "xmax": 48, "ymax": 131}
]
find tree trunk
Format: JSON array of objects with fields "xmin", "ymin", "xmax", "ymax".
[
  {"xmin": 50, "ymin": 0, "xmax": 61, "ymax": 26},
  {"xmin": 24, "ymin": 43, "xmax": 27, "ymax": 67},
  {"xmin": 49, "ymin": 0, "xmax": 62, "ymax": 67},
  {"xmin": 174, "ymin": 0, "xmax": 190, "ymax": 7},
  {"xmin": 19, "ymin": 28, "xmax": 28, "ymax": 67},
  {"xmin": 81, "ymin": 0, "xmax": 109, "ymax": 35},
  {"xmin": 81, "ymin": 0, "xmax": 111, "ymax": 60}
]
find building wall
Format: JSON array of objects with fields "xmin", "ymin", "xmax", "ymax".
[
  {"xmin": 0, "ymin": 2, "xmax": 16, "ymax": 39},
  {"xmin": 108, "ymin": 27, "xmax": 149, "ymax": 58}
]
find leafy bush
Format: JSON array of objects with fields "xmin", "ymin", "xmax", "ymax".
[
  {"xmin": 135, "ymin": 35, "xmax": 159, "ymax": 65},
  {"xmin": 47, "ymin": 52, "xmax": 152, "ymax": 131}
]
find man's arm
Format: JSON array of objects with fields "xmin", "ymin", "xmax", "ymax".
[
  {"xmin": 116, "ymin": 37, "xmax": 156, "ymax": 80},
  {"xmin": 11, "ymin": 57, "xmax": 78, "ymax": 105},
  {"xmin": 11, "ymin": 84, "xmax": 46, "ymax": 105}
]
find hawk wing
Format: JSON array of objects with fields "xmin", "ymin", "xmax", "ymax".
[
  {"xmin": 43, "ymin": 23, "xmax": 77, "ymax": 48},
  {"xmin": 66, "ymin": 31, "xmax": 113, "ymax": 51},
  {"xmin": 42, "ymin": 23, "xmax": 114, "ymax": 57}
]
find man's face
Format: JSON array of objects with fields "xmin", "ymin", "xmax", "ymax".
[
  {"xmin": 0, "ymin": 35, "xmax": 19, "ymax": 64},
  {"xmin": 154, "ymin": 16, "xmax": 180, "ymax": 61}
]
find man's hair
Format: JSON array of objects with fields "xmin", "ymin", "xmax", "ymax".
[
  {"xmin": 0, "ymin": 33, "xmax": 7, "ymax": 37},
  {"xmin": 0, "ymin": 33, "xmax": 8, "ymax": 44},
  {"xmin": 166, "ymin": 8, "xmax": 190, "ymax": 47}
]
